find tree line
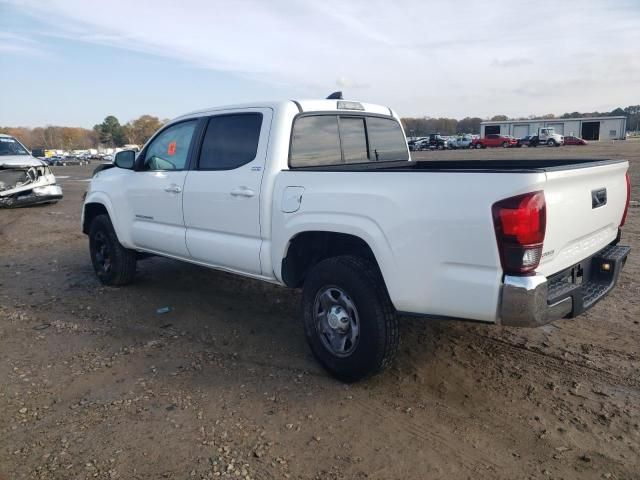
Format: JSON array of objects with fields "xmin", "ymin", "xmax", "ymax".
[
  {"xmin": 0, "ymin": 114, "xmax": 165, "ymax": 150},
  {"xmin": 2, "ymin": 105, "xmax": 639, "ymax": 149}
]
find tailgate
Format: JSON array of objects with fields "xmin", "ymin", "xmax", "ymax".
[{"xmin": 538, "ymin": 160, "xmax": 629, "ymax": 276}]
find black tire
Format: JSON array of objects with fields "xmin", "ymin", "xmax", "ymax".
[
  {"xmin": 302, "ymin": 255, "xmax": 398, "ymax": 382},
  {"xmin": 89, "ymin": 214, "xmax": 137, "ymax": 286}
]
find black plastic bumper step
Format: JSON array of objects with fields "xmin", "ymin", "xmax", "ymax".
[{"xmin": 546, "ymin": 244, "xmax": 630, "ymax": 317}]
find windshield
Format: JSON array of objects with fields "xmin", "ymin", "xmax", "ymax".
[{"xmin": 0, "ymin": 137, "xmax": 29, "ymax": 156}]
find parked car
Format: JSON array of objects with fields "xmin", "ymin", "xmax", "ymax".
[
  {"xmin": 82, "ymin": 98, "xmax": 631, "ymax": 382},
  {"xmin": 48, "ymin": 155, "xmax": 67, "ymax": 166},
  {"xmin": 0, "ymin": 134, "xmax": 63, "ymax": 207},
  {"xmin": 515, "ymin": 135, "xmax": 536, "ymax": 147},
  {"xmin": 62, "ymin": 156, "xmax": 83, "ymax": 165},
  {"xmin": 427, "ymin": 133, "xmax": 447, "ymax": 150},
  {"xmin": 447, "ymin": 135, "xmax": 474, "ymax": 149},
  {"xmin": 408, "ymin": 138, "xmax": 426, "ymax": 151},
  {"xmin": 564, "ymin": 135, "xmax": 587, "ymax": 146},
  {"xmin": 412, "ymin": 138, "xmax": 430, "ymax": 151},
  {"xmin": 477, "ymin": 134, "xmax": 519, "ymax": 148}
]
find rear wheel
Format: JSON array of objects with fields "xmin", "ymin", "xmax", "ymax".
[
  {"xmin": 89, "ymin": 214, "xmax": 137, "ymax": 286},
  {"xmin": 302, "ymin": 255, "xmax": 398, "ymax": 382}
]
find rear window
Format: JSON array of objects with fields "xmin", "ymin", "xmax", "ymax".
[
  {"xmin": 290, "ymin": 114, "xmax": 408, "ymax": 167},
  {"xmin": 290, "ymin": 116, "xmax": 341, "ymax": 167},
  {"xmin": 198, "ymin": 113, "xmax": 263, "ymax": 170},
  {"xmin": 340, "ymin": 117, "xmax": 368, "ymax": 163},
  {"xmin": 367, "ymin": 117, "xmax": 409, "ymax": 162}
]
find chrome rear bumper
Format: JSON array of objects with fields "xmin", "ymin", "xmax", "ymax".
[{"xmin": 499, "ymin": 244, "xmax": 630, "ymax": 327}]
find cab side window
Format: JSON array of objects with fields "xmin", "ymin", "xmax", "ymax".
[{"xmin": 142, "ymin": 120, "xmax": 197, "ymax": 171}]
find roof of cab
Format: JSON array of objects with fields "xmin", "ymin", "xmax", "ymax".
[{"xmin": 173, "ymin": 99, "xmax": 395, "ymax": 122}]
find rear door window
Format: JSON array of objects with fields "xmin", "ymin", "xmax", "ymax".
[{"xmin": 198, "ymin": 113, "xmax": 263, "ymax": 170}]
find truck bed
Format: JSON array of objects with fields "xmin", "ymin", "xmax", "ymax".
[
  {"xmin": 289, "ymin": 158, "xmax": 626, "ymax": 173},
  {"xmin": 275, "ymin": 157, "xmax": 629, "ymax": 322}
]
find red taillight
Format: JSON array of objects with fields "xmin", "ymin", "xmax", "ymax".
[
  {"xmin": 492, "ymin": 191, "xmax": 546, "ymax": 275},
  {"xmin": 620, "ymin": 172, "xmax": 631, "ymax": 227}
]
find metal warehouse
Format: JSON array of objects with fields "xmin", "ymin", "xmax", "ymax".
[{"xmin": 480, "ymin": 116, "xmax": 627, "ymax": 140}]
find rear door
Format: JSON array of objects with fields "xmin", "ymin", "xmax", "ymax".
[
  {"xmin": 182, "ymin": 108, "xmax": 272, "ymax": 275},
  {"xmin": 538, "ymin": 161, "xmax": 629, "ymax": 276},
  {"xmin": 127, "ymin": 119, "xmax": 198, "ymax": 257}
]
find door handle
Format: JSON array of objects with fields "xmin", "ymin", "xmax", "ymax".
[
  {"xmin": 230, "ymin": 187, "xmax": 255, "ymax": 197},
  {"xmin": 164, "ymin": 184, "xmax": 182, "ymax": 194}
]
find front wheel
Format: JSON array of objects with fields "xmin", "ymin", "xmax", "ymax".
[
  {"xmin": 89, "ymin": 214, "xmax": 137, "ymax": 286},
  {"xmin": 302, "ymin": 255, "xmax": 398, "ymax": 382}
]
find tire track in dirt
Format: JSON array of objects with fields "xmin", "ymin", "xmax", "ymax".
[
  {"xmin": 350, "ymin": 395, "xmax": 502, "ymax": 478},
  {"xmin": 464, "ymin": 330, "xmax": 640, "ymax": 392}
]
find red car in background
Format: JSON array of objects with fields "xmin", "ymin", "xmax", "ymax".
[
  {"xmin": 476, "ymin": 134, "xmax": 519, "ymax": 148},
  {"xmin": 563, "ymin": 135, "xmax": 587, "ymax": 145}
]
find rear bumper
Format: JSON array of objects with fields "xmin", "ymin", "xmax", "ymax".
[{"xmin": 500, "ymin": 244, "xmax": 630, "ymax": 327}]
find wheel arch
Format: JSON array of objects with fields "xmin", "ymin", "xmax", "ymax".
[
  {"xmin": 82, "ymin": 193, "xmax": 130, "ymax": 247},
  {"xmin": 279, "ymin": 230, "xmax": 390, "ymax": 291}
]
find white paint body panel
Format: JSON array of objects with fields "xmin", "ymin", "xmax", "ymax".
[
  {"xmin": 182, "ymin": 107, "xmax": 273, "ymax": 274},
  {"xmin": 536, "ymin": 162, "xmax": 628, "ymax": 276},
  {"xmin": 85, "ymin": 99, "xmax": 629, "ymax": 325}
]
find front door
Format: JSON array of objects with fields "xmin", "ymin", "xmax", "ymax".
[
  {"xmin": 183, "ymin": 109, "xmax": 271, "ymax": 275},
  {"xmin": 127, "ymin": 119, "xmax": 199, "ymax": 257}
]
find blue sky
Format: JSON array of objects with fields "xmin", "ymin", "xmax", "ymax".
[{"xmin": 1, "ymin": 0, "xmax": 639, "ymax": 127}]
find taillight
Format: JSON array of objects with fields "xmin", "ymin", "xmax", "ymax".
[
  {"xmin": 620, "ymin": 172, "xmax": 631, "ymax": 227},
  {"xmin": 492, "ymin": 191, "xmax": 546, "ymax": 275}
]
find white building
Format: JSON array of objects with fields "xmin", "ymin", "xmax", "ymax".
[{"xmin": 480, "ymin": 116, "xmax": 627, "ymax": 140}]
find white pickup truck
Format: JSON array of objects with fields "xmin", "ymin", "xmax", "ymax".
[{"xmin": 82, "ymin": 97, "xmax": 631, "ymax": 381}]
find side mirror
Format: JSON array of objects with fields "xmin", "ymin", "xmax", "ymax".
[{"xmin": 114, "ymin": 150, "xmax": 135, "ymax": 169}]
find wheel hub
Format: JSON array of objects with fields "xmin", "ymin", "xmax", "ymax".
[
  {"xmin": 327, "ymin": 305, "xmax": 350, "ymax": 332},
  {"xmin": 313, "ymin": 286, "xmax": 360, "ymax": 357}
]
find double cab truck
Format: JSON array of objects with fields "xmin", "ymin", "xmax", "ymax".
[{"xmin": 82, "ymin": 97, "xmax": 631, "ymax": 381}]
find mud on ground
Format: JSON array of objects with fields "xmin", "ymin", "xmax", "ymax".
[{"xmin": 1, "ymin": 140, "xmax": 639, "ymax": 479}]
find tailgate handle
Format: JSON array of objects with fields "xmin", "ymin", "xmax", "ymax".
[{"xmin": 591, "ymin": 188, "xmax": 607, "ymax": 209}]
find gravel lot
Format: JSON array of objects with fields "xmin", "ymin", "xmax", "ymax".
[{"xmin": 1, "ymin": 140, "xmax": 639, "ymax": 480}]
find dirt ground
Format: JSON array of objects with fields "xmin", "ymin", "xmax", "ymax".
[{"xmin": 1, "ymin": 140, "xmax": 639, "ymax": 480}]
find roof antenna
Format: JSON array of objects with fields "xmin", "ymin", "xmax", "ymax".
[{"xmin": 326, "ymin": 91, "xmax": 343, "ymax": 100}]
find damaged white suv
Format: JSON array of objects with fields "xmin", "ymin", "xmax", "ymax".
[{"xmin": 0, "ymin": 134, "xmax": 63, "ymax": 208}]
